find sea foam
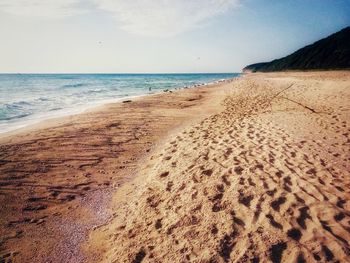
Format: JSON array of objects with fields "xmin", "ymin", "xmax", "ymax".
[{"xmin": 0, "ymin": 73, "xmax": 239, "ymax": 133}]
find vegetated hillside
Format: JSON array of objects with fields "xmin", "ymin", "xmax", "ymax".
[{"xmin": 243, "ymin": 26, "xmax": 350, "ymax": 72}]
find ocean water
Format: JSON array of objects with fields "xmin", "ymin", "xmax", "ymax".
[{"xmin": 0, "ymin": 73, "xmax": 239, "ymax": 134}]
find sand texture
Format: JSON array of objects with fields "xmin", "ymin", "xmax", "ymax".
[
  {"xmin": 0, "ymin": 81, "xmax": 232, "ymax": 262},
  {"xmin": 1, "ymin": 71, "xmax": 350, "ymax": 262},
  {"xmin": 88, "ymin": 71, "xmax": 350, "ymax": 263}
]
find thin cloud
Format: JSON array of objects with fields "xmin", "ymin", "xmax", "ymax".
[
  {"xmin": 0, "ymin": 0, "xmax": 85, "ymax": 17},
  {"xmin": 93, "ymin": 0, "xmax": 239, "ymax": 37},
  {"xmin": 0, "ymin": 0, "xmax": 239, "ymax": 36}
]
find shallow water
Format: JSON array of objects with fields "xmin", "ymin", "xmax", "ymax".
[{"xmin": 0, "ymin": 73, "xmax": 239, "ymax": 133}]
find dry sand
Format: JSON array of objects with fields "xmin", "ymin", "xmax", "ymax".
[
  {"xmin": 0, "ymin": 80, "xmax": 232, "ymax": 262},
  {"xmin": 88, "ymin": 71, "xmax": 350, "ymax": 263},
  {"xmin": 1, "ymin": 71, "xmax": 350, "ymax": 262}
]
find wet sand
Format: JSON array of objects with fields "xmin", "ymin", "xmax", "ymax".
[
  {"xmin": 0, "ymin": 80, "xmax": 234, "ymax": 262},
  {"xmin": 1, "ymin": 71, "xmax": 350, "ymax": 262}
]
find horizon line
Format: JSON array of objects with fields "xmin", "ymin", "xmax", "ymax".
[{"xmin": 0, "ymin": 72, "xmax": 241, "ymax": 75}]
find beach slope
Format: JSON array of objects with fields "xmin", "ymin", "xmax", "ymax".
[
  {"xmin": 1, "ymin": 71, "xmax": 350, "ymax": 262},
  {"xmin": 0, "ymin": 80, "xmax": 233, "ymax": 262},
  {"xmin": 89, "ymin": 71, "xmax": 350, "ymax": 262}
]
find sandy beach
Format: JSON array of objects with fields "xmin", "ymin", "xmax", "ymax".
[
  {"xmin": 1, "ymin": 71, "xmax": 350, "ymax": 262},
  {"xmin": 0, "ymin": 79, "xmax": 234, "ymax": 262}
]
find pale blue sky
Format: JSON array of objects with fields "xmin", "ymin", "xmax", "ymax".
[{"xmin": 0, "ymin": 0, "xmax": 349, "ymax": 73}]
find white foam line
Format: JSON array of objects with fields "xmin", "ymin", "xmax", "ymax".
[{"xmin": 0, "ymin": 76, "xmax": 240, "ymax": 134}]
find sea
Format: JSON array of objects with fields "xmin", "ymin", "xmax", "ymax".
[{"xmin": 0, "ymin": 73, "xmax": 240, "ymax": 134}]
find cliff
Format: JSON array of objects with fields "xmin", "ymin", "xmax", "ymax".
[{"xmin": 243, "ymin": 27, "xmax": 350, "ymax": 72}]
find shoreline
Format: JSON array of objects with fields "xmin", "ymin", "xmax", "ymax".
[
  {"xmin": 1, "ymin": 71, "xmax": 349, "ymax": 262},
  {"xmin": 0, "ymin": 77, "xmax": 237, "ymax": 139},
  {"xmin": 0, "ymin": 78, "xmax": 236, "ymax": 262}
]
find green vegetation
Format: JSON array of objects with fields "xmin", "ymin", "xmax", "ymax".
[{"xmin": 243, "ymin": 27, "xmax": 350, "ymax": 72}]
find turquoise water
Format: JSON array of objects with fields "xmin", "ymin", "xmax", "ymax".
[{"xmin": 0, "ymin": 73, "xmax": 239, "ymax": 133}]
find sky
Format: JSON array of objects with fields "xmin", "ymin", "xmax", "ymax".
[{"xmin": 0, "ymin": 0, "xmax": 349, "ymax": 73}]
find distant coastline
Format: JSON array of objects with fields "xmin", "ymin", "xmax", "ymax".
[{"xmin": 243, "ymin": 26, "xmax": 350, "ymax": 72}]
